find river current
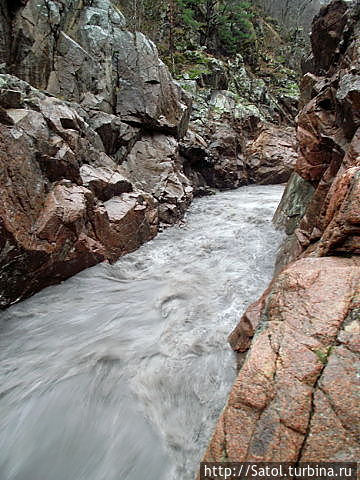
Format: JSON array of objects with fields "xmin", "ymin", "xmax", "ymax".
[{"xmin": 0, "ymin": 185, "xmax": 283, "ymax": 480}]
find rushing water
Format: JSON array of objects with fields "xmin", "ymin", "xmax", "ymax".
[{"xmin": 0, "ymin": 185, "xmax": 283, "ymax": 480}]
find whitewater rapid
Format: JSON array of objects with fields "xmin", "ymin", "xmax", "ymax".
[{"xmin": 0, "ymin": 185, "xmax": 284, "ymax": 480}]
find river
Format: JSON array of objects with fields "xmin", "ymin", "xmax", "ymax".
[{"xmin": 0, "ymin": 185, "xmax": 283, "ymax": 480}]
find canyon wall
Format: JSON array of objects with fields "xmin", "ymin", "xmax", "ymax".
[
  {"xmin": 203, "ymin": 0, "xmax": 359, "ymax": 465},
  {"xmin": 0, "ymin": 0, "xmax": 298, "ymax": 307},
  {"xmin": 0, "ymin": 0, "xmax": 195, "ymax": 307}
]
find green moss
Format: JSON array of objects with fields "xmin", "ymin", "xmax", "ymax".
[
  {"xmin": 171, "ymin": 49, "xmax": 217, "ymax": 80},
  {"xmin": 276, "ymin": 80, "xmax": 300, "ymax": 98},
  {"xmin": 314, "ymin": 347, "xmax": 332, "ymax": 365},
  {"xmin": 180, "ymin": 82, "xmax": 196, "ymax": 93},
  {"xmin": 188, "ymin": 66, "xmax": 211, "ymax": 79},
  {"xmin": 182, "ymin": 50, "xmax": 213, "ymax": 66}
]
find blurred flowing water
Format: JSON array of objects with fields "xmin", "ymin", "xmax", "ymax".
[{"xmin": 0, "ymin": 185, "xmax": 283, "ymax": 480}]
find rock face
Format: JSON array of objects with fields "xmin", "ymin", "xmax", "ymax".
[
  {"xmin": 0, "ymin": 0, "xmax": 298, "ymax": 307},
  {"xmin": 8, "ymin": 0, "xmax": 190, "ymax": 136},
  {"xmin": 0, "ymin": 74, "xmax": 158, "ymax": 307},
  {"xmin": 245, "ymin": 125, "xmax": 297, "ymax": 185},
  {"xmin": 122, "ymin": 133, "xmax": 193, "ymax": 224},
  {"xmin": 203, "ymin": 0, "xmax": 360, "ymax": 467},
  {"xmin": 0, "ymin": 0, "xmax": 196, "ymax": 307},
  {"xmin": 274, "ymin": 0, "xmax": 360, "ymax": 266},
  {"xmin": 206, "ymin": 257, "xmax": 360, "ymax": 463},
  {"xmin": 178, "ymin": 56, "xmax": 298, "ymax": 192}
]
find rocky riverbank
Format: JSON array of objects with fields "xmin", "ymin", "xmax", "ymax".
[
  {"xmin": 0, "ymin": 0, "xmax": 358, "ymax": 473},
  {"xmin": 0, "ymin": 0, "xmax": 297, "ymax": 307},
  {"xmin": 202, "ymin": 0, "xmax": 360, "ymax": 465}
]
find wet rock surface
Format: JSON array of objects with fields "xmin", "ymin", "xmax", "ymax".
[
  {"xmin": 0, "ymin": 185, "xmax": 284, "ymax": 480},
  {"xmin": 204, "ymin": 0, "xmax": 360, "ymax": 468},
  {"xmin": 245, "ymin": 125, "xmax": 297, "ymax": 185},
  {"xmin": 274, "ymin": 0, "xmax": 360, "ymax": 264},
  {"xmin": 0, "ymin": 0, "xmax": 358, "ymax": 473},
  {"xmin": 0, "ymin": 74, "xmax": 158, "ymax": 307},
  {"xmin": 0, "ymin": 0, "xmax": 193, "ymax": 307},
  {"xmin": 179, "ymin": 65, "xmax": 298, "ymax": 192},
  {"xmin": 204, "ymin": 257, "xmax": 360, "ymax": 463}
]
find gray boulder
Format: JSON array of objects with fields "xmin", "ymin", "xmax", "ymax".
[{"xmin": 9, "ymin": 0, "xmax": 191, "ymax": 136}]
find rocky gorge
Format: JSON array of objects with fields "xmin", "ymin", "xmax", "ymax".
[
  {"xmin": 0, "ymin": 0, "xmax": 359, "ymax": 478},
  {"xmin": 0, "ymin": 0, "xmax": 298, "ymax": 308}
]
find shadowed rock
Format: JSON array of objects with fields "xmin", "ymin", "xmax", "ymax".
[{"xmin": 275, "ymin": 0, "xmax": 360, "ymax": 266}]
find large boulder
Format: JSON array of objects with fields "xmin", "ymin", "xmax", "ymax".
[
  {"xmin": 203, "ymin": 257, "xmax": 360, "ymax": 463},
  {"xmin": 0, "ymin": 0, "xmax": 198, "ymax": 307},
  {"xmin": 180, "ymin": 123, "xmax": 248, "ymax": 192},
  {"xmin": 0, "ymin": 75, "xmax": 158, "ymax": 308},
  {"xmin": 245, "ymin": 125, "xmax": 297, "ymax": 185},
  {"xmin": 122, "ymin": 133, "xmax": 193, "ymax": 224},
  {"xmin": 7, "ymin": 0, "xmax": 191, "ymax": 137}
]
